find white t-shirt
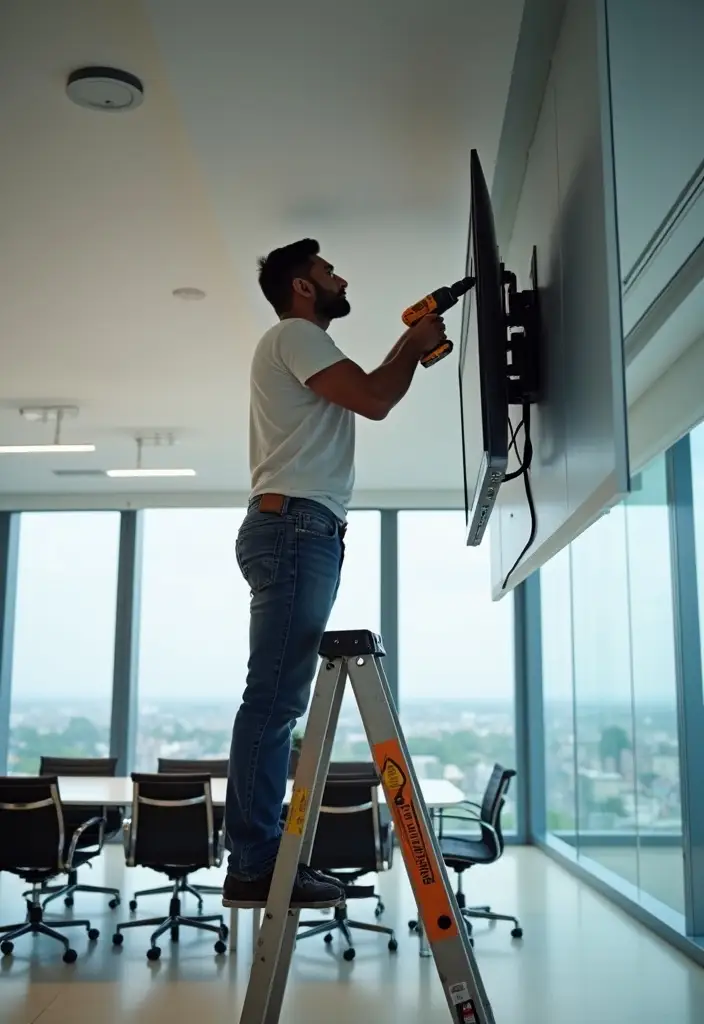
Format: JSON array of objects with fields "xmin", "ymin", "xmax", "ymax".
[{"xmin": 249, "ymin": 318, "xmax": 356, "ymax": 522}]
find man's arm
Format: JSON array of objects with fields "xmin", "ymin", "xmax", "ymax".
[
  {"xmin": 307, "ymin": 341, "xmax": 420, "ymax": 420},
  {"xmin": 306, "ymin": 315, "xmax": 446, "ymax": 421}
]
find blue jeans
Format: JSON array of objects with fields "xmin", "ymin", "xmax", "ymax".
[{"xmin": 225, "ymin": 497, "xmax": 345, "ymax": 879}]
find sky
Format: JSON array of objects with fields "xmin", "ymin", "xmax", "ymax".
[{"xmin": 8, "ymin": 425, "xmax": 704, "ymax": 710}]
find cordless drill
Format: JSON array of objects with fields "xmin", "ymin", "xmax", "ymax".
[{"xmin": 401, "ymin": 276, "xmax": 475, "ymax": 368}]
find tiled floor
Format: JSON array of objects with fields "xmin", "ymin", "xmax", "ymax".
[{"xmin": 1, "ymin": 845, "xmax": 703, "ymax": 1024}]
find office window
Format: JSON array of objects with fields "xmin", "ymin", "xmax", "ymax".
[
  {"xmin": 297, "ymin": 511, "xmax": 381, "ymax": 759},
  {"xmin": 691, "ymin": 421, "xmax": 704, "ymax": 682},
  {"xmin": 8, "ymin": 512, "xmax": 120, "ymax": 774},
  {"xmin": 625, "ymin": 458, "xmax": 682, "ymax": 913},
  {"xmin": 570, "ymin": 506, "xmax": 638, "ymax": 880},
  {"xmin": 541, "ymin": 547, "xmax": 577, "ymax": 843},
  {"xmin": 540, "ymin": 455, "xmax": 684, "ymax": 914},
  {"xmin": 135, "ymin": 509, "xmax": 380, "ymax": 770},
  {"xmin": 398, "ymin": 512, "xmax": 516, "ymax": 826},
  {"xmin": 135, "ymin": 509, "xmax": 248, "ymax": 771}
]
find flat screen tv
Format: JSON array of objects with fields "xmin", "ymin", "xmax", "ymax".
[{"xmin": 458, "ymin": 149, "xmax": 509, "ymax": 547}]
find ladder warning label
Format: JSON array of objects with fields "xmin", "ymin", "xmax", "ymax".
[
  {"xmin": 285, "ymin": 786, "xmax": 309, "ymax": 836},
  {"xmin": 373, "ymin": 739, "xmax": 459, "ymax": 944},
  {"xmin": 455, "ymin": 1001, "xmax": 477, "ymax": 1023}
]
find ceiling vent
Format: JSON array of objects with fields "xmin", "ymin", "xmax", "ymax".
[{"xmin": 66, "ymin": 67, "xmax": 144, "ymax": 112}]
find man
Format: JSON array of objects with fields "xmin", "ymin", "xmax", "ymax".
[{"xmin": 223, "ymin": 238, "xmax": 447, "ymax": 909}]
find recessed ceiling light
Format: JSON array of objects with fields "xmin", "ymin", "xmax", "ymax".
[
  {"xmin": 172, "ymin": 287, "xmax": 206, "ymax": 301},
  {"xmin": 66, "ymin": 67, "xmax": 144, "ymax": 113}
]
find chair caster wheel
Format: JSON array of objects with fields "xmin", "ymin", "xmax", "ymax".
[
  {"xmin": 343, "ymin": 948, "xmax": 356, "ymax": 961},
  {"xmin": 388, "ymin": 938, "xmax": 398, "ymax": 952},
  {"xmin": 408, "ymin": 919, "xmax": 418, "ymax": 931},
  {"xmin": 129, "ymin": 899, "xmax": 138, "ymax": 912},
  {"xmin": 63, "ymin": 948, "xmax": 78, "ymax": 964},
  {"xmin": 220, "ymin": 925, "xmax": 229, "ymax": 939},
  {"xmin": 1, "ymin": 940, "xmax": 14, "ymax": 956},
  {"xmin": 511, "ymin": 927, "xmax": 523, "ymax": 939},
  {"xmin": 108, "ymin": 898, "xmax": 120, "ymax": 910},
  {"xmin": 112, "ymin": 933, "xmax": 124, "ymax": 946},
  {"xmin": 323, "ymin": 933, "xmax": 333, "ymax": 944},
  {"xmin": 214, "ymin": 940, "xmax": 227, "ymax": 954},
  {"xmin": 375, "ymin": 903, "xmax": 385, "ymax": 918},
  {"xmin": 88, "ymin": 929, "xmax": 100, "ymax": 941},
  {"xmin": 147, "ymin": 946, "xmax": 161, "ymax": 961},
  {"xmin": 64, "ymin": 897, "xmax": 74, "ymax": 908}
]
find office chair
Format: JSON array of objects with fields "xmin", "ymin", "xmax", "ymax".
[
  {"xmin": 112, "ymin": 773, "xmax": 228, "ymax": 960},
  {"xmin": 36, "ymin": 756, "xmax": 123, "ymax": 911},
  {"xmin": 409, "ymin": 764, "xmax": 522, "ymax": 943},
  {"xmin": 296, "ymin": 762, "xmax": 397, "ymax": 962},
  {"xmin": 0, "ymin": 776, "xmax": 100, "ymax": 963},
  {"xmin": 127, "ymin": 758, "xmax": 228, "ymax": 913}
]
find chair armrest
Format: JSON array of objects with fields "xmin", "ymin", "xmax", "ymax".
[
  {"xmin": 122, "ymin": 817, "xmax": 133, "ymax": 862},
  {"xmin": 436, "ymin": 801, "xmax": 482, "ymax": 839},
  {"xmin": 66, "ymin": 815, "xmax": 106, "ymax": 869},
  {"xmin": 215, "ymin": 826, "xmax": 226, "ymax": 866}
]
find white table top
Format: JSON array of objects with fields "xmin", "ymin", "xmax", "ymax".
[{"xmin": 52, "ymin": 775, "xmax": 464, "ymax": 809}]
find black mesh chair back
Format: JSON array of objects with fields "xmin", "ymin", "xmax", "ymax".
[
  {"xmin": 157, "ymin": 758, "xmax": 228, "ymax": 777},
  {"xmin": 309, "ymin": 762, "xmax": 385, "ymax": 872},
  {"xmin": 40, "ymin": 757, "xmax": 118, "ymax": 777},
  {"xmin": 128, "ymin": 774, "xmax": 216, "ymax": 871},
  {"xmin": 478, "ymin": 764, "xmax": 516, "ymax": 853},
  {"xmin": 0, "ymin": 777, "xmax": 64, "ymax": 873}
]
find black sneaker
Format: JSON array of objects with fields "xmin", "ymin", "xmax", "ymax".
[{"xmin": 222, "ymin": 865, "xmax": 344, "ymax": 909}]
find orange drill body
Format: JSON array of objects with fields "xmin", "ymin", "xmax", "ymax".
[{"xmin": 401, "ymin": 276, "xmax": 475, "ymax": 368}]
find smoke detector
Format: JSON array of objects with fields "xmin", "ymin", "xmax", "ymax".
[{"xmin": 66, "ymin": 66, "xmax": 144, "ymax": 112}]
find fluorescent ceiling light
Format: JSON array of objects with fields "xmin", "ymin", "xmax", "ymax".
[
  {"xmin": 105, "ymin": 468, "xmax": 196, "ymax": 478},
  {"xmin": 0, "ymin": 444, "xmax": 96, "ymax": 454}
]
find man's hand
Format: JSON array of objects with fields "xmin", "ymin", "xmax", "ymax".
[{"xmin": 401, "ymin": 314, "xmax": 448, "ymax": 360}]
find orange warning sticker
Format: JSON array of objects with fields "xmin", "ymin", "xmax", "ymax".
[
  {"xmin": 373, "ymin": 739, "xmax": 458, "ymax": 944},
  {"xmin": 285, "ymin": 786, "xmax": 309, "ymax": 837}
]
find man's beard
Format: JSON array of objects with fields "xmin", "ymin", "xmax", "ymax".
[{"xmin": 315, "ymin": 287, "xmax": 351, "ymax": 321}]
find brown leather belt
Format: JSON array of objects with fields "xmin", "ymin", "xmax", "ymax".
[
  {"xmin": 256, "ymin": 492, "xmax": 346, "ymax": 536},
  {"xmin": 257, "ymin": 492, "xmax": 286, "ymax": 514}
]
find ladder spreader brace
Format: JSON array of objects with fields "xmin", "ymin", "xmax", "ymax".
[{"xmin": 236, "ymin": 629, "xmax": 497, "ymax": 1024}]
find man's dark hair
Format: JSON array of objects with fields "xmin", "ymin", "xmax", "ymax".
[{"xmin": 257, "ymin": 238, "xmax": 320, "ymax": 315}]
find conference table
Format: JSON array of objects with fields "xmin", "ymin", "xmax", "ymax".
[{"xmin": 56, "ymin": 775, "xmax": 465, "ymax": 956}]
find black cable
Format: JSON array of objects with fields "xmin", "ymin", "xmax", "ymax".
[
  {"xmin": 501, "ymin": 402, "xmax": 537, "ymax": 591},
  {"xmin": 504, "ymin": 416, "xmax": 525, "ymax": 482}
]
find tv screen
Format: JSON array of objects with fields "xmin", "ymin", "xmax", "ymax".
[{"xmin": 459, "ymin": 149, "xmax": 509, "ymax": 547}]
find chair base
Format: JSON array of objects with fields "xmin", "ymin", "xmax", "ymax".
[
  {"xmin": 113, "ymin": 892, "xmax": 228, "ymax": 960},
  {"xmin": 462, "ymin": 905, "xmax": 523, "ymax": 939},
  {"xmin": 33, "ymin": 868, "xmax": 121, "ymax": 910},
  {"xmin": 1, "ymin": 889, "xmax": 98, "ymax": 963},
  {"xmin": 129, "ymin": 877, "xmax": 221, "ymax": 913},
  {"xmin": 298, "ymin": 904, "xmax": 397, "ymax": 962}
]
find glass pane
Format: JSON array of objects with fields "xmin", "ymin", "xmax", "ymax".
[
  {"xmin": 324, "ymin": 511, "xmax": 381, "ymax": 760},
  {"xmin": 625, "ymin": 458, "xmax": 683, "ymax": 914},
  {"xmin": 691, "ymin": 423, "xmax": 704, "ymax": 683},
  {"xmin": 570, "ymin": 507, "xmax": 638, "ymax": 882},
  {"xmin": 135, "ymin": 509, "xmax": 380, "ymax": 770},
  {"xmin": 135, "ymin": 509, "xmax": 248, "ymax": 770},
  {"xmin": 8, "ymin": 512, "xmax": 120, "ymax": 774},
  {"xmin": 541, "ymin": 547, "xmax": 577, "ymax": 846},
  {"xmin": 398, "ymin": 513, "xmax": 516, "ymax": 829}
]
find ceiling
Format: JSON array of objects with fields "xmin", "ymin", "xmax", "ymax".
[{"xmin": 0, "ymin": 0, "xmax": 523, "ymax": 508}]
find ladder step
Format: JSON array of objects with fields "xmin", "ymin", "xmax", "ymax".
[{"xmin": 319, "ymin": 629, "xmax": 386, "ymax": 658}]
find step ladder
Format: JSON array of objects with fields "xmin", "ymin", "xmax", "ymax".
[{"xmin": 237, "ymin": 629, "xmax": 497, "ymax": 1024}]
